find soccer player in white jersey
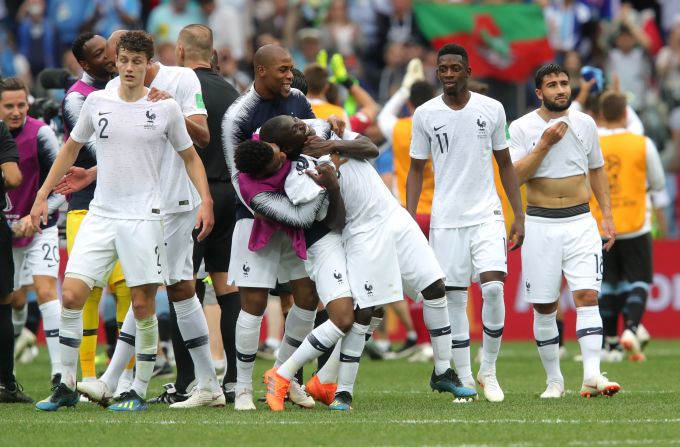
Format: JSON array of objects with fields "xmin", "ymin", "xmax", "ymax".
[
  {"xmin": 71, "ymin": 31, "xmax": 224, "ymax": 409},
  {"xmin": 509, "ymin": 63, "xmax": 620, "ymax": 399},
  {"xmin": 31, "ymin": 31, "xmax": 214, "ymax": 411},
  {"xmin": 253, "ymin": 116, "xmax": 478, "ymax": 409},
  {"xmin": 407, "ymin": 44, "xmax": 525, "ymax": 402}
]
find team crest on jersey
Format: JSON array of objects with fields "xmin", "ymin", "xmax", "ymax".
[
  {"xmin": 333, "ymin": 270, "xmax": 344, "ymax": 284},
  {"xmin": 476, "ymin": 116, "xmax": 488, "ymax": 139},
  {"xmin": 144, "ymin": 110, "xmax": 157, "ymax": 130},
  {"xmin": 296, "ymin": 156, "xmax": 310, "ymax": 174}
]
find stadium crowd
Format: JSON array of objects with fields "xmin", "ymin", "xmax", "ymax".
[{"xmin": 0, "ymin": 0, "xmax": 677, "ymax": 411}]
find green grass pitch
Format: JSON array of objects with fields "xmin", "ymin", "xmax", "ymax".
[{"xmin": 1, "ymin": 340, "xmax": 679, "ymax": 447}]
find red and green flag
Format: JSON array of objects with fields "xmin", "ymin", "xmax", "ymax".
[{"xmin": 414, "ymin": 3, "xmax": 554, "ymax": 82}]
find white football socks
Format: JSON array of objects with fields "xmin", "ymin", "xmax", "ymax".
[
  {"xmin": 277, "ymin": 320, "xmax": 343, "ymax": 380},
  {"xmin": 235, "ymin": 311, "xmax": 262, "ymax": 391},
  {"xmin": 576, "ymin": 305, "xmax": 603, "ymax": 382},
  {"xmin": 59, "ymin": 307, "xmax": 82, "ymax": 390},
  {"xmin": 423, "ymin": 296, "xmax": 452, "ymax": 375},
  {"xmin": 174, "ymin": 296, "xmax": 221, "ymax": 393},
  {"xmin": 275, "ymin": 305, "xmax": 316, "ymax": 368},
  {"xmin": 480, "ymin": 281, "xmax": 505, "ymax": 374},
  {"xmin": 131, "ymin": 315, "xmax": 158, "ymax": 399},
  {"xmin": 446, "ymin": 289, "xmax": 472, "ymax": 383},
  {"xmin": 39, "ymin": 300, "xmax": 62, "ymax": 377},
  {"xmin": 533, "ymin": 310, "xmax": 563, "ymax": 386}
]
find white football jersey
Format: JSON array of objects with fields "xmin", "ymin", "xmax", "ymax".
[
  {"xmin": 70, "ymin": 89, "xmax": 193, "ymax": 220},
  {"xmin": 410, "ymin": 92, "xmax": 507, "ymax": 229},
  {"xmin": 107, "ymin": 63, "xmax": 207, "ymax": 213},
  {"xmin": 509, "ymin": 110, "xmax": 604, "ymax": 179}
]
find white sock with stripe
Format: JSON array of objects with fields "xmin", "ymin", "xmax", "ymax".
[{"xmin": 130, "ymin": 315, "xmax": 158, "ymax": 399}]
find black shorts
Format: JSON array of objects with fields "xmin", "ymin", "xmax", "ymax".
[
  {"xmin": 193, "ymin": 180, "xmax": 236, "ymax": 274},
  {"xmin": 0, "ymin": 216, "xmax": 14, "ymax": 297},
  {"xmin": 602, "ymin": 233, "xmax": 653, "ymax": 285},
  {"xmin": 269, "ymin": 281, "xmax": 292, "ymax": 297}
]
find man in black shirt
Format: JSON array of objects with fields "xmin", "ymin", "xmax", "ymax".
[
  {"xmin": 0, "ymin": 120, "xmax": 31, "ymax": 403},
  {"xmin": 159, "ymin": 24, "xmax": 241, "ymax": 404}
]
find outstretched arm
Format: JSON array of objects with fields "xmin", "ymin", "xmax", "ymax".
[
  {"xmin": 31, "ymin": 138, "xmax": 84, "ymax": 230},
  {"xmin": 303, "ymin": 135, "xmax": 379, "ymax": 160}
]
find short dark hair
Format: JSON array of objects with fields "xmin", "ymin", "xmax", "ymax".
[
  {"xmin": 600, "ymin": 91, "xmax": 627, "ymax": 122},
  {"xmin": 409, "ymin": 80, "xmax": 434, "ymax": 109},
  {"xmin": 534, "ymin": 63, "xmax": 569, "ymax": 88},
  {"xmin": 292, "ymin": 68, "xmax": 307, "ymax": 95},
  {"xmin": 117, "ymin": 30, "xmax": 154, "ymax": 61},
  {"xmin": 303, "ymin": 64, "xmax": 328, "ymax": 95},
  {"xmin": 235, "ymin": 140, "xmax": 274, "ymax": 175},
  {"xmin": 259, "ymin": 115, "xmax": 290, "ymax": 147},
  {"xmin": 437, "ymin": 43, "xmax": 468, "ymax": 67},
  {"xmin": 0, "ymin": 77, "xmax": 28, "ymax": 98},
  {"xmin": 72, "ymin": 32, "xmax": 97, "ymax": 61}
]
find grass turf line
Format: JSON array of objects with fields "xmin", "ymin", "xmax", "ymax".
[{"xmin": 1, "ymin": 340, "xmax": 679, "ymax": 447}]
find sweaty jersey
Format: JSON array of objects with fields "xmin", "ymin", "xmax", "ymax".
[
  {"xmin": 410, "ymin": 92, "xmax": 506, "ymax": 228},
  {"xmin": 222, "ymin": 87, "xmax": 314, "ymax": 212},
  {"xmin": 509, "ymin": 110, "xmax": 604, "ymax": 178},
  {"xmin": 108, "ymin": 63, "xmax": 206, "ymax": 213},
  {"xmin": 70, "ymin": 89, "xmax": 193, "ymax": 220}
]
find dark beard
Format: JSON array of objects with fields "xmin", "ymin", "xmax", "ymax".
[{"xmin": 544, "ymin": 97, "xmax": 572, "ymax": 112}]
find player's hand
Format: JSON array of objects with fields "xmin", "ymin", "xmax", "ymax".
[
  {"xmin": 304, "ymin": 135, "xmax": 335, "ymax": 158},
  {"xmin": 16, "ymin": 215, "xmax": 36, "ymax": 238},
  {"xmin": 29, "ymin": 193, "xmax": 49, "ymax": 234},
  {"xmin": 330, "ymin": 152, "xmax": 348, "ymax": 170},
  {"xmin": 508, "ymin": 215, "xmax": 525, "ymax": 251},
  {"xmin": 326, "ymin": 115, "xmax": 345, "ymax": 137},
  {"xmin": 540, "ymin": 122, "xmax": 568, "ymax": 148},
  {"xmin": 148, "ymin": 87, "xmax": 172, "ymax": 102},
  {"xmin": 601, "ymin": 216, "xmax": 616, "ymax": 251},
  {"xmin": 194, "ymin": 201, "xmax": 214, "ymax": 242},
  {"xmin": 307, "ymin": 163, "xmax": 339, "ymax": 191},
  {"xmin": 54, "ymin": 166, "xmax": 95, "ymax": 195}
]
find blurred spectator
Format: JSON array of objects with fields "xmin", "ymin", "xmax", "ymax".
[
  {"xmin": 16, "ymin": 0, "xmax": 59, "ymax": 76},
  {"xmin": 251, "ymin": 0, "xmax": 297, "ymax": 49},
  {"xmin": 656, "ymin": 22, "xmax": 680, "ymax": 171},
  {"xmin": 304, "ymin": 63, "xmax": 351, "ymax": 129},
  {"xmin": 563, "ymin": 50, "xmax": 583, "ymax": 91},
  {"xmin": 379, "ymin": 41, "xmax": 406, "ymax": 104},
  {"xmin": 81, "ymin": 0, "xmax": 142, "ymax": 38},
  {"xmin": 0, "ymin": 29, "xmax": 31, "ymax": 89},
  {"xmin": 292, "ymin": 28, "xmax": 322, "ymax": 70},
  {"xmin": 373, "ymin": 0, "xmax": 427, "ymax": 68},
  {"xmin": 47, "ymin": 0, "xmax": 92, "ymax": 50},
  {"xmin": 544, "ymin": 0, "xmax": 592, "ymax": 54},
  {"xmin": 607, "ymin": 23, "xmax": 651, "ymax": 111},
  {"xmin": 322, "ymin": 0, "xmax": 364, "ymax": 64},
  {"xmin": 217, "ymin": 46, "xmax": 251, "ymax": 92},
  {"xmin": 658, "ymin": 0, "xmax": 680, "ymax": 37},
  {"xmin": 198, "ymin": 0, "xmax": 249, "ymax": 62},
  {"xmin": 146, "ymin": 0, "xmax": 204, "ymax": 45}
]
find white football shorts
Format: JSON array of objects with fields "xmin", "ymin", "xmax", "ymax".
[
  {"xmin": 65, "ymin": 213, "xmax": 166, "ymax": 288},
  {"xmin": 430, "ymin": 219, "xmax": 507, "ymax": 287},
  {"xmin": 522, "ymin": 212, "xmax": 602, "ymax": 304}
]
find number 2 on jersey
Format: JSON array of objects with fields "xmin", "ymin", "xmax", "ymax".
[{"xmin": 98, "ymin": 117, "xmax": 109, "ymax": 139}]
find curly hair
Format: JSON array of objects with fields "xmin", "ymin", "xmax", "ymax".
[
  {"xmin": 117, "ymin": 30, "xmax": 154, "ymax": 61},
  {"xmin": 235, "ymin": 140, "xmax": 274, "ymax": 175}
]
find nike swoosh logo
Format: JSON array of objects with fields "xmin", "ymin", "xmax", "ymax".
[
  {"xmin": 434, "ymin": 125, "xmax": 445, "ymax": 132},
  {"xmin": 98, "ymin": 112, "xmax": 112, "ymax": 116},
  {"xmin": 47, "ymin": 264, "xmax": 56, "ymax": 268}
]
